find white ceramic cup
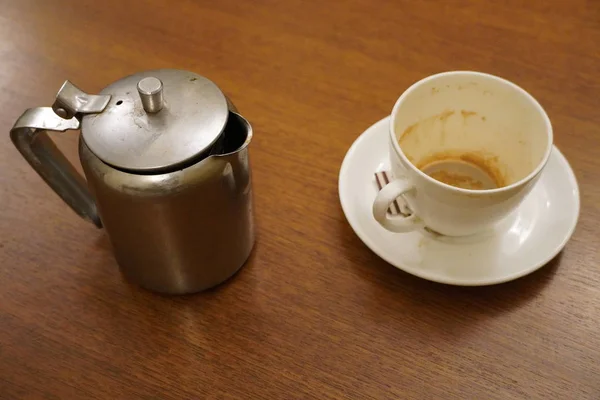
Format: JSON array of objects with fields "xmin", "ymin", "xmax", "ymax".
[{"xmin": 373, "ymin": 71, "xmax": 553, "ymax": 237}]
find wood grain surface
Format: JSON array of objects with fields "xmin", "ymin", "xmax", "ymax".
[{"xmin": 1, "ymin": 0, "xmax": 599, "ymax": 398}]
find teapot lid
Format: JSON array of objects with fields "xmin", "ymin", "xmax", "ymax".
[{"xmin": 80, "ymin": 69, "xmax": 228, "ymax": 172}]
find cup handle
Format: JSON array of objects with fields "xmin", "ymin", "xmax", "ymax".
[{"xmin": 372, "ymin": 178, "xmax": 423, "ymax": 233}]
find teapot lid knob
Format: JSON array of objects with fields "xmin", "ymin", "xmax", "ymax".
[{"xmin": 137, "ymin": 77, "xmax": 164, "ymax": 113}]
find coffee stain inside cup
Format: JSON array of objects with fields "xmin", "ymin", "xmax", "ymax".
[
  {"xmin": 398, "ymin": 110, "xmax": 507, "ymax": 190},
  {"xmin": 416, "ymin": 152, "xmax": 506, "ymax": 190}
]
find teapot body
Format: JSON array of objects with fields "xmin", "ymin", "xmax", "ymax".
[{"xmin": 79, "ymin": 111, "xmax": 255, "ymax": 294}]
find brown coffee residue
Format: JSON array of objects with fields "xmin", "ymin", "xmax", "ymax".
[
  {"xmin": 427, "ymin": 170, "xmax": 486, "ymax": 190},
  {"xmin": 438, "ymin": 110, "xmax": 454, "ymax": 121},
  {"xmin": 399, "ymin": 111, "xmax": 455, "ymax": 147},
  {"xmin": 415, "ymin": 150, "xmax": 506, "ymax": 189},
  {"xmin": 402, "ymin": 123, "xmax": 416, "ymax": 137},
  {"xmin": 397, "ymin": 111, "xmax": 505, "ymax": 189},
  {"xmin": 400, "ymin": 110, "xmax": 479, "ymax": 144}
]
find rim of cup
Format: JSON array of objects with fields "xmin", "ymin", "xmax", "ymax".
[{"xmin": 389, "ymin": 70, "xmax": 554, "ymax": 195}]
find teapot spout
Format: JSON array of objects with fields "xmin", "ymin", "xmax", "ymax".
[{"xmin": 211, "ymin": 111, "xmax": 252, "ymax": 158}]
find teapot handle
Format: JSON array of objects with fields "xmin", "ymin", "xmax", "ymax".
[
  {"xmin": 10, "ymin": 107, "xmax": 103, "ymax": 227},
  {"xmin": 11, "ymin": 81, "xmax": 112, "ymax": 227}
]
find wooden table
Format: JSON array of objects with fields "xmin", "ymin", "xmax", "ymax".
[{"xmin": 1, "ymin": 0, "xmax": 598, "ymax": 398}]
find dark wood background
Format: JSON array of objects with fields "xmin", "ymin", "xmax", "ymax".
[{"xmin": 1, "ymin": 0, "xmax": 599, "ymax": 398}]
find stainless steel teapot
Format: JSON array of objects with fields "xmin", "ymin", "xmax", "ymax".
[{"xmin": 9, "ymin": 69, "xmax": 255, "ymax": 294}]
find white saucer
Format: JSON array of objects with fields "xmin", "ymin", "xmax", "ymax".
[{"xmin": 339, "ymin": 116, "xmax": 580, "ymax": 286}]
